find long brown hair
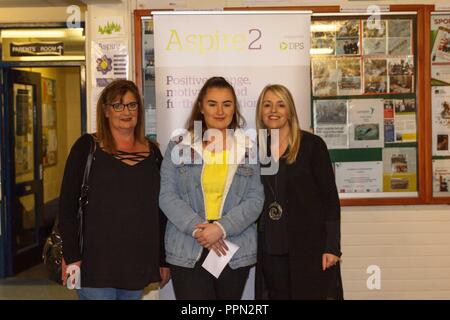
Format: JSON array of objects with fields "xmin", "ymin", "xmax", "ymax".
[
  {"xmin": 185, "ymin": 76, "xmax": 246, "ymax": 136},
  {"xmin": 96, "ymin": 79, "xmax": 149, "ymax": 154},
  {"xmin": 256, "ymin": 84, "xmax": 301, "ymax": 164}
]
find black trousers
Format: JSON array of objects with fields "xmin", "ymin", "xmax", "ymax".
[
  {"xmin": 261, "ymin": 252, "xmax": 292, "ymax": 300},
  {"xmin": 170, "ymin": 249, "xmax": 251, "ymax": 300}
]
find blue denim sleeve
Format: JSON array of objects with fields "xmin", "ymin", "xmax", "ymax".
[
  {"xmin": 218, "ymin": 162, "xmax": 264, "ymax": 237},
  {"xmin": 159, "ymin": 142, "xmax": 204, "ymax": 235}
]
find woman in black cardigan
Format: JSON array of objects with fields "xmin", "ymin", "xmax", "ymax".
[
  {"xmin": 255, "ymin": 84, "xmax": 343, "ymax": 300},
  {"xmin": 59, "ymin": 80, "xmax": 170, "ymax": 299}
]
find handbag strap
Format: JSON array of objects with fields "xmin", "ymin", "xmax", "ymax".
[
  {"xmin": 80, "ymin": 135, "xmax": 97, "ymax": 195},
  {"xmin": 77, "ymin": 134, "xmax": 97, "ymax": 253}
]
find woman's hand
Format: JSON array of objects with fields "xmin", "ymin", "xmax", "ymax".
[
  {"xmin": 322, "ymin": 253, "xmax": 340, "ymax": 271},
  {"xmin": 194, "ymin": 223, "xmax": 224, "ymax": 246},
  {"xmin": 61, "ymin": 258, "xmax": 81, "ymax": 286},
  {"xmin": 209, "ymin": 239, "xmax": 229, "ymax": 257},
  {"xmin": 159, "ymin": 267, "xmax": 171, "ymax": 289},
  {"xmin": 194, "ymin": 224, "xmax": 228, "ymax": 256}
]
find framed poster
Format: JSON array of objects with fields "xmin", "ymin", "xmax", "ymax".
[
  {"xmin": 42, "ymin": 78, "xmax": 57, "ymax": 167},
  {"xmin": 431, "ymin": 12, "xmax": 450, "ymax": 201},
  {"xmin": 311, "ymin": 14, "xmax": 418, "ymax": 200}
]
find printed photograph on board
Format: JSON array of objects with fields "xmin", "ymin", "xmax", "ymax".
[
  {"xmin": 313, "ymin": 99, "xmax": 349, "ymax": 149},
  {"xmin": 387, "ymin": 19, "xmax": 412, "ymax": 55},
  {"xmin": 432, "ymin": 86, "xmax": 450, "ymax": 156},
  {"xmin": 364, "ymin": 19, "xmax": 387, "ymax": 38},
  {"xmin": 389, "ymin": 75, "xmax": 414, "ymax": 93},
  {"xmin": 337, "ymin": 58, "xmax": 362, "ymax": 95},
  {"xmin": 388, "ymin": 19, "xmax": 412, "ymax": 38},
  {"xmin": 390, "ymin": 99, "xmax": 417, "ymax": 143},
  {"xmin": 384, "ymin": 99, "xmax": 394, "ymax": 118},
  {"xmin": 431, "ymin": 18, "xmax": 450, "ymax": 85},
  {"xmin": 363, "ymin": 20, "xmax": 387, "ymax": 55},
  {"xmin": 363, "ymin": 38, "xmax": 387, "ymax": 55},
  {"xmin": 433, "ymin": 159, "xmax": 450, "ymax": 193},
  {"xmin": 312, "ymin": 58, "xmax": 338, "ymax": 96},
  {"xmin": 437, "ymin": 134, "xmax": 449, "ymax": 151},
  {"xmin": 311, "ymin": 20, "xmax": 336, "ymax": 56},
  {"xmin": 388, "ymin": 37, "xmax": 412, "ymax": 55},
  {"xmin": 364, "ymin": 58, "xmax": 388, "ymax": 77},
  {"xmin": 388, "ymin": 57, "xmax": 414, "ymax": 76},
  {"xmin": 354, "ymin": 123, "xmax": 380, "ymax": 141},
  {"xmin": 336, "ymin": 20, "xmax": 360, "ymax": 55},
  {"xmin": 432, "ymin": 26, "xmax": 450, "ymax": 62},
  {"xmin": 315, "ymin": 99, "xmax": 348, "ymax": 124},
  {"xmin": 382, "ymin": 147, "xmax": 417, "ymax": 192},
  {"xmin": 385, "ymin": 118, "xmax": 395, "ymax": 143},
  {"xmin": 365, "ymin": 76, "xmax": 388, "ymax": 94}
]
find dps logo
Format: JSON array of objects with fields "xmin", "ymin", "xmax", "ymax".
[{"xmin": 279, "ymin": 41, "xmax": 305, "ymax": 51}]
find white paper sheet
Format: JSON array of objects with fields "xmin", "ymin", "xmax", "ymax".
[
  {"xmin": 349, "ymin": 99, "xmax": 384, "ymax": 148},
  {"xmin": 432, "ymin": 86, "xmax": 450, "ymax": 156},
  {"xmin": 335, "ymin": 161, "xmax": 383, "ymax": 193},
  {"xmin": 313, "ymin": 99, "xmax": 349, "ymax": 149},
  {"xmin": 202, "ymin": 240, "xmax": 239, "ymax": 279},
  {"xmin": 433, "ymin": 159, "xmax": 450, "ymax": 194}
]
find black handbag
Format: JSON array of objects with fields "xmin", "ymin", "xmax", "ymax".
[{"xmin": 42, "ymin": 135, "xmax": 96, "ymax": 284}]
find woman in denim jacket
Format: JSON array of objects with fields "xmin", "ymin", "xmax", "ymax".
[{"xmin": 159, "ymin": 77, "xmax": 264, "ymax": 300}]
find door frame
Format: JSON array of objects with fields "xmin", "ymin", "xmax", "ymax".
[
  {"xmin": 0, "ymin": 61, "xmax": 86, "ymax": 277},
  {"xmin": 5, "ymin": 69, "xmax": 44, "ymax": 274}
]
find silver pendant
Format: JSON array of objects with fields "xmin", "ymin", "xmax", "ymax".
[{"xmin": 268, "ymin": 202, "xmax": 283, "ymax": 220}]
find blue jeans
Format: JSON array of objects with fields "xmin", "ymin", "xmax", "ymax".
[{"xmin": 77, "ymin": 287, "xmax": 143, "ymax": 300}]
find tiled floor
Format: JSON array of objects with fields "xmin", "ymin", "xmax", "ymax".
[{"xmin": 0, "ymin": 264, "xmax": 77, "ymax": 300}]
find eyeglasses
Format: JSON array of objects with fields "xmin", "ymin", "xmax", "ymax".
[{"xmin": 107, "ymin": 102, "xmax": 139, "ymax": 112}]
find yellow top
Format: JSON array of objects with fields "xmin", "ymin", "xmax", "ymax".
[{"xmin": 202, "ymin": 149, "xmax": 229, "ymax": 221}]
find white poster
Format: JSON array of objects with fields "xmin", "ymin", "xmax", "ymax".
[
  {"xmin": 431, "ymin": 15, "xmax": 450, "ymax": 85},
  {"xmin": 382, "ymin": 147, "xmax": 417, "ymax": 192},
  {"xmin": 433, "ymin": 159, "xmax": 450, "ymax": 194},
  {"xmin": 313, "ymin": 99, "xmax": 348, "ymax": 149},
  {"xmin": 392, "ymin": 99, "xmax": 417, "ymax": 143},
  {"xmin": 154, "ymin": 9, "xmax": 311, "ymax": 301},
  {"xmin": 154, "ymin": 11, "xmax": 311, "ymax": 151},
  {"xmin": 348, "ymin": 99, "xmax": 384, "ymax": 148},
  {"xmin": 91, "ymin": 41, "xmax": 128, "ymax": 88},
  {"xmin": 335, "ymin": 161, "xmax": 383, "ymax": 193},
  {"xmin": 432, "ymin": 86, "xmax": 450, "ymax": 156},
  {"xmin": 90, "ymin": 41, "xmax": 129, "ymax": 132}
]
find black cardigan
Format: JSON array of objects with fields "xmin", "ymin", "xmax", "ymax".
[
  {"xmin": 59, "ymin": 134, "xmax": 167, "ymax": 290},
  {"xmin": 256, "ymin": 130, "xmax": 343, "ymax": 299}
]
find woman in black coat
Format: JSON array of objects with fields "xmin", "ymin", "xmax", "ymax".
[{"xmin": 255, "ymin": 84, "xmax": 343, "ymax": 300}]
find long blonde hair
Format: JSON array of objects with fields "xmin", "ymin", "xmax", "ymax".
[
  {"xmin": 256, "ymin": 84, "xmax": 301, "ymax": 164},
  {"xmin": 96, "ymin": 80, "xmax": 150, "ymax": 153}
]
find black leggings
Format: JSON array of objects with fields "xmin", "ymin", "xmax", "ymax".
[{"xmin": 170, "ymin": 249, "xmax": 251, "ymax": 300}]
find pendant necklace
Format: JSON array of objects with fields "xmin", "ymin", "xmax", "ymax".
[{"xmin": 265, "ymin": 171, "xmax": 283, "ymax": 221}]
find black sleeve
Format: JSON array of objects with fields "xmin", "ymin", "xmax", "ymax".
[
  {"xmin": 159, "ymin": 209, "xmax": 169, "ymax": 268},
  {"xmin": 59, "ymin": 134, "xmax": 92, "ymax": 264},
  {"xmin": 154, "ymin": 145, "xmax": 169, "ymax": 268},
  {"xmin": 311, "ymin": 135, "xmax": 342, "ymax": 257}
]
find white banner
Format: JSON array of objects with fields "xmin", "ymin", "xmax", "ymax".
[
  {"xmin": 154, "ymin": 10, "xmax": 311, "ymax": 301},
  {"xmin": 154, "ymin": 11, "xmax": 311, "ymax": 151}
]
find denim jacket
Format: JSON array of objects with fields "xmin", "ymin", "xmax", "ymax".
[{"xmin": 159, "ymin": 129, "xmax": 264, "ymax": 269}]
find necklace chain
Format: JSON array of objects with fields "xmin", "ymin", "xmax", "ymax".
[{"xmin": 265, "ymin": 171, "xmax": 278, "ymax": 202}]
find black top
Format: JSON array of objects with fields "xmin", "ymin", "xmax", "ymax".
[
  {"xmin": 259, "ymin": 131, "xmax": 341, "ymax": 257},
  {"xmin": 59, "ymin": 134, "xmax": 167, "ymax": 290},
  {"xmin": 260, "ymin": 156, "xmax": 289, "ymax": 255}
]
